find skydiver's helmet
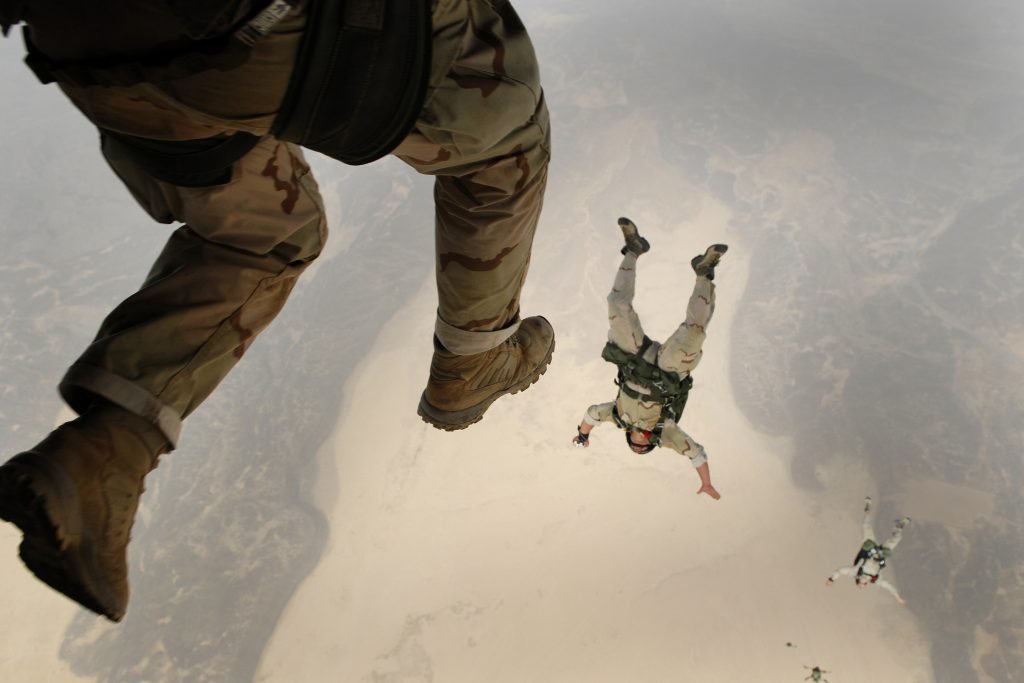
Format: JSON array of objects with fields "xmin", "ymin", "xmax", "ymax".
[{"xmin": 626, "ymin": 429, "xmax": 655, "ymax": 454}]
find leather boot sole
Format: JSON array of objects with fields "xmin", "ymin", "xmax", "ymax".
[
  {"xmin": 0, "ymin": 454, "xmax": 124, "ymax": 621},
  {"xmin": 417, "ymin": 336, "xmax": 555, "ymax": 431}
]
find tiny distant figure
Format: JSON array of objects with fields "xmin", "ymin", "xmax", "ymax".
[
  {"xmin": 826, "ymin": 496, "xmax": 910, "ymax": 604},
  {"xmin": 572, "ymin": 218, "xmax": 725, "ymax": 499},
  {"xmin": 804, "ymin": 665, "xmax": 830, "ymax": 682}
]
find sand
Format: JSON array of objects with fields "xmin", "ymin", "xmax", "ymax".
[{"xmin": 0, "ymin": 409, "xmax": 88, "ymax": 682}]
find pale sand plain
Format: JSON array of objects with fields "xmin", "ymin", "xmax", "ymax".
[
  {"xmin": 0, "ymin": 408, "xmax": 89, "ymax": 682},
  {"xmin": 0, "ymin": 530, "xmax": 83, "ymax": 681},
  {"xmin": 254, "ymin": 214, "xmax": 935, "ymax": 683}
]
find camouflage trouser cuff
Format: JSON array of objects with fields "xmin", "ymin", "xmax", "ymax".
[
  {"xmin": 434, "ymin": 315, "xmax": 521, "ymax": 356},
  {"xmin": 59, "ymin": 363, "xmax": 182, "ymax": 449}
]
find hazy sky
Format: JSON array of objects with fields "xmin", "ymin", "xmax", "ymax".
[{"xmin": 2, "ymin": 2, "xmax": 1022, "ymax": 682}]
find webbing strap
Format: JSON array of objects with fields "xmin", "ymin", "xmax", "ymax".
[
  {"xmin": 20, "ymin": 0, "xmax": 294, "ymax": 88},
  {"xmin": 23, "ymin": 27, "xmax": 247, "ymax": 88},
  {"xmin": 101, "ymin": 129, "xmax": 261, "ymax": 187},
  {"xmin": 615, "ymin": 362, "xmax": 692, "ymax": 410}
]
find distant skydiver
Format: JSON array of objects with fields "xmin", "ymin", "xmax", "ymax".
[
  {"xmin": 572, "ymin": 218, "xmax": 725, "ymax": 500},
  {"xmin": 804, "ymin": 665, "xmax": 830, "ymax": 682},
  {"xmin": 826, "ymin": 497, "xmax": 910, "ymax": 604}
]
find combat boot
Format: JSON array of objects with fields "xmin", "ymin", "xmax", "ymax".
[
  {"xmin": 0, "ymin": 403, "xmax": 167, "ymax": 621},
  {"xmin": 418, "ymin": 316, "xmax": 555, "ymax": 430},
  {"xmin": 618, "ymin": 217, "xmax": 650, "ymax": 256},
  {"xmin": 691, "ymin": 243, "xmax": 729, "ymax": 280}
]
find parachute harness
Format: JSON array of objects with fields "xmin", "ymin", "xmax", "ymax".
[
  {"xmin": 854, "ymin": 540, "xmax": 891, "ymax": 582},
  {"xmin": 602, "ymin": 337, "xmax": 693, "ymax": 447}
]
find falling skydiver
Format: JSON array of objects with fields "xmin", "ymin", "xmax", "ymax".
[
  {"xmin": 826, "ymin": 496, "xmax": 910, "ymax": 604},
  {"xmin": 804, "ymin": 665, "xmax": 830, "ymax": 683},
  {"xmin": 572, "ymin": 217, "xmax": 726, "ymax": 500}
]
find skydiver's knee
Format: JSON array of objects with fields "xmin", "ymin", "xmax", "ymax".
[
  {"xmin": 607, "ymin": 291, "xmax": 633, "ymax": 311},
  {"xmin": 272, "ymin": 212, "xmax": 328, "ymax": 263},
  {"xmin": 658, "ymin": 348, "xmax": 701, "ymax": 374}
]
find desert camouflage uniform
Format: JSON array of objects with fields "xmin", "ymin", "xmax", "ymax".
[
  {"xmin": 25, "ymin": 0, "xmax": 549, "ymax": 447},
  {"xmin": 581, "ymin": 252, "xmax": 715, "ymax": 468}
]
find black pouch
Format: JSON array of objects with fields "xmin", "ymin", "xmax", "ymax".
[
  {"xmin": 271, "ymin": 0, "xmax": 432, "ymax": 165},
  {"xmin": 100, "ymin": 129, "xmax": 260, "ymax": 187}
]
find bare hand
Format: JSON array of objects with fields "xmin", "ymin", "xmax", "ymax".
[
  {"xmin": 696, "ymin": 482, "xmax": 721, "ymax": 500},
  {"xmin": 825, "ymin": 578, "xmax": 834, "ymax": 586},
  {"xmin": 897, "ymin": 596, "xmax": 907, "ymax": 606}
]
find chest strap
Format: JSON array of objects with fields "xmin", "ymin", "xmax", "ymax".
[{"xmin": 603, "ymin": 337, "xmax": 693, "ymax": 427}]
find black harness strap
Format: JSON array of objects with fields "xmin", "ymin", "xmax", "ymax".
[
  {"xmin": 100, "ymin": 128, "xmax": 261, "ymax": 187},
  {"xmin": 16, "ymin": 0, "xmax": 431, "ymax": 175},
  {"xmin": 603, "ymin": 338, "xmax": 694, "ymax": 446},
  {"xmin": 23, "ymin": 32, "xmax": 250, "ymax": 88},
  {"xmin": 19, "ymin": 1, "xmax": 293, "ymax": 88},
  {"xmin": 853, "ymin": 543, "xmax": 888, "ymax": 583}
]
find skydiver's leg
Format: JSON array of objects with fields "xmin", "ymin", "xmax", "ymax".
[
  {"xmin": 656, "ymin": 274, "xmax": 714, "ymax": 374},
  {"xmin": 0, "ymin": 135, "xmax": 326, "ymax": 621},
  {"xmin": 396, "ymin": 0, "xmax": 554, "ymax": 429},
  {"xmin": 0, "ymin": 5, "xmax": 320, "ymax": 623},
  {"xmin": 862, "ymin": 505, "xmax": 876, "ymax": 543},
  {"xmin": 62, "ymin": 135, "xmax": 326, "ymax": 447},
  {"xmin": 657, "ymin": 244, "xmax": 726, "ymax": 373},
  {"xmin": 605, "ymin": 251, "xmax": 646, "ymax": 353},
  {"xmin": 397, "ymin": 0, "xmax": 550, "ymax": 341},
  {"xmin": 882, "ymin": 518, "xmax": 910, "ymax": 551}
]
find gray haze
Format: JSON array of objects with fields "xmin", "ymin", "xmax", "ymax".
[{"xmin": 2, "ymin": 1, "xmax": 1022, "ymax": 681}]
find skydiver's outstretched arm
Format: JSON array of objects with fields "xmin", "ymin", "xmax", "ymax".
[
  {"xmin": 695, "ymin": 461, "xmax": 720, "ymax": 500},
  {"xmin": 573, "ymin": 421, "xmax": 593, "ymax": 447},
  {"xmin": 876, "ymin": 578, "xmax": 906, "ymax": 605},
  {"xmin": 826, "ymin": 566, "xmax": 858, "ymax": 584},
  {"xmin": 573, "ymin": 402, "xmax": 613, "ymax": 446},
  {"xmin": 657, "ymin": 423, "xmax": 718, "ymax": 499}
]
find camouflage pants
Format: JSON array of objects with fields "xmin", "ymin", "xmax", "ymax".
[
  {"xmin": 862, "ymin": 510, "xmax": 904, "ymax": 551},
  {"xmin": 606, "ymin": 252, "xmax": 715, "ymax": 375},
  {"xmin": 57, "ymin": 0, "xmax": 550, "ymax": 447}
]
